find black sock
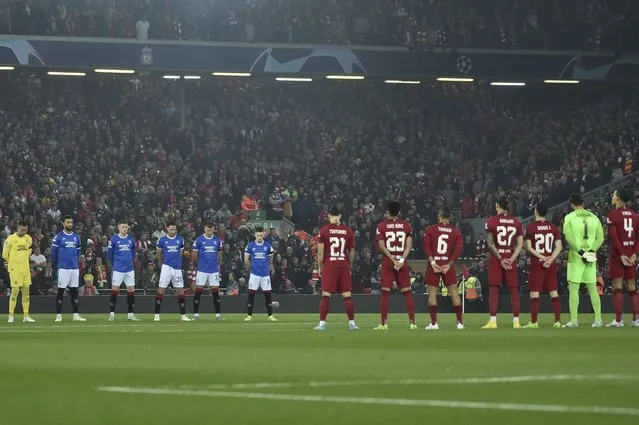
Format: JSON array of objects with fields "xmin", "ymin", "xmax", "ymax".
[
  {"xmin": 109, "ymin": 290, "xmax": 118, "ymax": 313},
  {"xmin": 127, "ymin": 292, "xmax": 135, "ymax": 314},
  {"xmin": 212, "ymin": 290, "xmax": 221, "ymax": 314},
  {"xmin": 247, "ymin": 291, "xmax": 256, "ymax": 316},
  {"xmin": 193, "ymin": 289, "xmax": 202, "ymax": 314},
  {"xmin": 178, "ymin": 295, "xmax": 186, "ymax": 315},
  {"xmin": 69, "ymin": 288, "xmax": 79, "ymax": 314},
  {"xmin": 265, "ymin": 291, "xmax": 273, "ymax": 316},
  {"xmin": 155, "ymin": 293, "xmax": 163, "ymax": 314},
  {"xmin": 56, "ymin": 288, "xmax": 65, "ymax": 314}
]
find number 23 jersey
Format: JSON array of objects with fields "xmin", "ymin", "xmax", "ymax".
[
  {"xmin": 376, "ymin": 218, "xmax": 412, "ymax": 268},
  {"xmin": 485, "ymin": 213, "xmax": 523, "ymax": 265},
  {"xmin": 318, "ymin": 224, "xmax": 355, "ymax": 269}
]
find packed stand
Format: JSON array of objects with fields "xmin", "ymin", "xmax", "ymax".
[
  {"xmin": 1, "ymin": 0, "xmax": 637, "ymax": 51},
  {"xmin": 0, "ymin": 72, "xmax": 638, "ymax": 296}
]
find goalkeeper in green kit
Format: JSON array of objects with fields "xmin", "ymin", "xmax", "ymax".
[{"xmin": 562, "ymin": 194, "xmax": 604, "ymax": 328}]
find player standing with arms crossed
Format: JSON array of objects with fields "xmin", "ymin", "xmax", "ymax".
[
  {"xmin": 423, "ymin": 206, "xmax": 464, "ymax": 330},
  {"xmin": 562, "ymin": 194, "xmax": 604, "ymax": 328},
  {"xmin": 606, "ymin": 190, "xmax": 639, "ymax": 327},
  {"xmin": 192, "ymin": 222, "xmax": 224, "ymax": 321},
  {"xmin": 107, "ymin": 220, "xmax": 140, "ymax": 321},
  {"xmin": 154, "ymin": 222, "xmax": 190, "ymax": 322},
  {"xmin": 374, "ymin": 201, "xmax": 417, "ymax": 330},
  {"xmin": 314, "ymin": 207, "xmax": 358, "ymax": 331},
  {"xmin": 523, "ymin": 203, "xmax": 562, "ymax": 328},
  {"xmin": 483, "ymin": 196, "xmax": 524, "ymax": 329},
  {"xmin": 244, "ymin": 226, "xmax": 278, "ymax": 322},
  {"xmin": 51, "ymin": 216, "xmax": 87, "ymax": 322},
  {"xmin": 2, "ymin": 221, "xmax": 35, "ymax": 323}
]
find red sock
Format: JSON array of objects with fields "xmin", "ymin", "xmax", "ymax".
[
  {"xmin": 319, "ymin": 296, "xmax": 330, "ymax": 321},
  {"xmin": 629, "ymin": 290, "xmax": 639, "ymax": 321},
  {"xmin": 489, "ymin": 286, "xmax": 499, "ymax": 317},
  {"xmin": 429, "ymin": 305, "xmax": 437, "ymax": 325},
  {"xmin": 510, "ymin": 287, "xmax": 520, "ymax": 318},
  {"xmin": 454, "ymin": 305, "xmax": 463, "ymax": 324},
  {"xmin": 613, "ymin": 289, "xmax": 623, "ymax": 322},
  {"xmin": 402, "ymin": 291, "xmax": 415, "ymax": 324},
  {"xmin": 343, "ymin": 297, "xmax": 354, "ymax": 321},
  {"xmin": 530, "ymin": 297, "xmax": 540, "ymax": 323},
  {"xmin": 380, "ymin": 291, "xmax": 390, "ymax": 325},
  {"xmin": 551, "ymin": 296, "xmax": 561, "ymax": 322}
]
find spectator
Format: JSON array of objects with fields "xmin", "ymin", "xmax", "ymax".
[
  {"xmin": 140, "ymin": 263, "xmax": 159, "ymax": 293},
  {"xmin": 136, "ymin": 15, "xmax": 150, "ymax": 40},
  {"xmin": 80, "ymin": 274, "xmax": 98, "ymax": 296}
]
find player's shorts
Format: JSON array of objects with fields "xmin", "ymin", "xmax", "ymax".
[
  {"xmin": 528, "ymin": 264, "xmax": 558, "ymax": 293},
  {"xmin": 248, "ymin": 274, "xmax": 272, "ymax": 292},
  {"xmin": 8, "ymin": 268, "xmax": 31, "ymax": 287},
  {"xmin": 159, "ymin": 264, "xmax": 184, "ymax": 289},
  {"xmin": 380, "ymin": 264, "xmax": 411, "ymax": 290},
  {"xmin": 425, "ymin": 263, "xmax": 457, "ymax": 287},
  {"xmin": 57, "ymin": 268, "xmax": 80, "ymax": 289},
  {"xmin": 488, "ymin": 260, "xmax": 518, "ymax": 288},
  {"xmin": 112, "ymin": 270, "xmax": 136, "ymax": 287},
  {"xmin": 196, "ymin": 271, "xmax": 220, "ymax": 287},
  {"xmin": 321, "ymin": 266, "xmax": 352, "ymax": 294},
  {"xmin": 608, "ymin": 255, "xmax": 637, "ymax": 280},
  {"xmin": 567, "ymin": 262, "xmax": 596, "ymax": 284}
]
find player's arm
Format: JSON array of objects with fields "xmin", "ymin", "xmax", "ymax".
[
  {"xmin": 156, "ymin": 243, "xmax": 164, "ymax": 267},
  {"xmin": 107, "ymin": 239, "xmax": 114, "ymax": 267},
  {"xmin": 449, "ymin": 232, "xmax": 463, "ymax": 264},
  {"xmin": 423, "ymin": 228, "xmax": 439, "ymax": 271},
  {"xmin": 376, "ymin": 225, "xmax": 396, "ymax": 263},
  {"xmin": 401, "ymin": 234, "xmax": 413, "ymax": 262},
  {"xmin": 51, "ymin": 235, "xmax": 59, "ymax": 268},
  {"xmin": 243, "ymin": 251, "xmax": 250, "ymax": 272},
  {"xmin": 607, "ymin": 216, "xmax": 623, "ymax": 256},
  {"xmin": 316, "ymin": 241, "xmax": 324, "ymax": 277},
  {"xmin": 26, "ymin": 236, "xmax": 32, "ymax": 258},
  {"xmin": 269, "ymin": 246, "xmax": 275, "ymax": 273},
  {"xmin": 592, "ymin": 218, "xmax": 604, "ymax": 252},
  {"xmin": 218, "ymin": 240, "xmax": 224, "ymax": 266},
  {"xmin": 524, "ymin": 239, "xmax": 545, "ymax": 260},
  {"xmin": 2, "ymin": 237, "xmax": 11, "ymax": 263},
  {"xmin": 131, "ymin": 237, "xmax": 137, "ymax": 261},
  {"xmin": 549, "ymin": 238, "xmax": 563, "ymax": 262},
  {"xmin": 191, "ymin": 248, "xmax": 199, "ymax": 267},
  {"xmin": 486, "ymin": 232, "xmax": 501, "ymax": 260},
  {"xmin": 562, "ymin": 216, "xmax": 580, "ymax": 253}
]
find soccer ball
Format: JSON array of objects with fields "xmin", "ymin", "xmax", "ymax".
[{"xmin": 272, "ymin": 301, "xmax": 280, "ymax": 309}]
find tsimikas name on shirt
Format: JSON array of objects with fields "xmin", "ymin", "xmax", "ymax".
[{"xmin": 328, "ymin": 229, "xmax": 348, "ymax": 235}]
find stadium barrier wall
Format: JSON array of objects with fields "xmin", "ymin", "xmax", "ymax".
[{"xmin": 0, "ymin": 295, "xmax": 621, "ymax": 315}]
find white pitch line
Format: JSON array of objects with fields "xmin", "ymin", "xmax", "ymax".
[{"xmin": 96, "ymin": 386, "xmax": 639, "ymax": 417}]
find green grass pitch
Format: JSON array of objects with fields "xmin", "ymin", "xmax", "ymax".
[{"xmin": 1, "ymin": 313, "xmax": 638, "ymax": 425}]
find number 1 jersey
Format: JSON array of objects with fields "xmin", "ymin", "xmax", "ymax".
[
  {"xmin": 376, "ymin": 218, "xmax": 412, "ymax": 269},
  {"xmin": 318, "ymin": 223, "xmax": 355, "ymax": 269}
]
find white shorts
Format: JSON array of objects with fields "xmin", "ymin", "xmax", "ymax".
[
  {"xmin": 112, "ymin": 271, "xmax": 136, "ymax": 287},
  {"xmin": 57, "ymin": 268, "xmax": 80, "ymax": 289},
  {"xmin": 196, "ymin": 271, "xmax": 220, "ymax": 287},
  {"xmin": 159, "ymin": 264, "xmax": 184, "ymax": 289},
  {"xmin": 248, "ymin": 274, "xmax": 272, "ymax": 292}
]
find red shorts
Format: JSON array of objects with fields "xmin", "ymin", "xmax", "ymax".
[
  {"xmin": 488, "ymin": 260, "xmax": 518, "ymax": 288},
  {"xmin": 380, "ymin": 264, "xmax": 411, "ymax": 290},
  {"xmin": 528, "ymin": 264, "xmax": 558, "ymax": 293},
  {"xmin": 321, "ymin": 266, "xmax": 352, "ymax": 294},
  {"xmin": 425, "ymin": 263, "xmax": 457, "ymax": 287},
  {"xmin": 608, "ymin": 255, "xmax": 637, "ymax": 280}
]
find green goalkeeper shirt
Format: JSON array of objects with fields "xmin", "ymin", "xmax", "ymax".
[{"xmin": 563, "ymin": 208, "xmax": 604, "ymax": 264}]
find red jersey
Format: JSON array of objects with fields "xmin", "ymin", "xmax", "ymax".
[
  {"xmin": 318, "ymin": 223, "xmax": 355, "ymax": 268},
  {"xmin": 376, "ymin": 218, "xmax": 413, "ymax": 268},
  {"xmin": 423, "ymin": 222, "xmax": 463, "ymax": 265},
  {"xmin": 485, "ymin": 214, "xmax": 523, "ymax": 259},
  {"xmin": 606, "ymin": 207, "xmax": 639, "ymax": 257},
  {"xmin": 524, "ymin": 220, "xmax": 560, "ymax": 268}
]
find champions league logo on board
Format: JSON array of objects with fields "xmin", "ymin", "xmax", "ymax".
[
  {"xmin": 0, "ymin": 40, "xmax": 45, "ymax": 66},
  {"xmin": 250, "ymin": 48, "xmax": 367, "ymax": 74},
  {"xmin": 456, "ymin": 55, "xmax": 472, "ymax": 74}
]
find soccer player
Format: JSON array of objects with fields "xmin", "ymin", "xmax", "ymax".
[
  {"xmin": 107, "ymin": 220, "xmax": 140, "ymax": 321},
  {"xmin": 562, "ymin": 193, "xmax": 604, "ymax": 328},
  {"xmin": 606, "ymin": 190, "xmax": 639, "ymax": 327},
  {"xmin": 314, "ymin": 207, "xmax": 358, "ymax": 331},
  {"xmin": 482, "ymin": 196, "xmax": 524, "ymax": 329},
  {"xmin": 192, "ymin": 222, "xmax": 224, "ymax": 321},
  {"xmin": 423, "ymin": 206, "xmax": 464, "ymax": 330},
  {"xmin": 51, "ymin": 216, "xmax": 87, "ymax": 322},
  {"xmin": 374, "ymin": 201, "xmax": 417, "ymax": 330},
  {"xmin": 155, "ymin": 222, "xmax": 190, "ymax": 322},
  {"xmin": 523, "ymin": 203, "xmax": 562, "ymax": 329},
  {"xmin": 2, "ymin": 221, "xmax": 35, "ymax": 323},
  {"xmin": 244, "ymin": 226, "xmax": 277, "ymax": 322}
]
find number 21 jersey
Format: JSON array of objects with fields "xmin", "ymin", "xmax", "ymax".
[
  {"xmin": 485, "ymin": 213, "xmax": 523, "ymax": 266},
  {"xmin": 318, "ymin": 224, "xmax": 355, "ymax": 269}
]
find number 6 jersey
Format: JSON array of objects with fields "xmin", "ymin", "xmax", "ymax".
[
  {"xmin": 318, "ymin": 223, "xmax": 355, "ymax": 268},
  {"xmin": 423, "ymin": 222, "xmax": 462, "ymax": 266}
]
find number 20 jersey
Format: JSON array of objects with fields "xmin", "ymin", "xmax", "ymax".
[
  {"xmin": 318, "ymin": 223, "xmax": 355, "ymax": 269},
  {"xmin": 376, "ymin": 218, "xmax": 412, "ymax": 269}
]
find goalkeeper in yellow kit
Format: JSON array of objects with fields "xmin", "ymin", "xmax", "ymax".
[{"xmin": 2, "ymin": 221, "xmax": 36, "ymax": 323}]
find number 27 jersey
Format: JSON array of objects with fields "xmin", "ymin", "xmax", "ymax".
[
  {"xmin": 318, "ymin": 224, "xmax": 355, "ymax": 268},
  {"xmin": 485, "ymin": 214, "xmax": 523, "ymax": 261}
]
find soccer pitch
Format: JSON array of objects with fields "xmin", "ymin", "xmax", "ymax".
[{"xmin": 1, "ymin": 313, "xmax": 637, "ymax": 425}]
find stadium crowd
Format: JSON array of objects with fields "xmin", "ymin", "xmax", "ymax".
[
  {"xmin": 1, "ymin": 0, "xmax": 636, "ymax": 51},
  {"xmin": 0, "ymin": 71, "xmax": 637, "ymax": 296}
]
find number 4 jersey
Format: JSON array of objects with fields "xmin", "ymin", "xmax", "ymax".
[{"xmin": 318, "ymin": 223, "xmax": 355, "ymax": 268}]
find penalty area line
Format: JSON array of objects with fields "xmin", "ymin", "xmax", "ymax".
[{"xmin": 96, "ymin": 386, "xmax": 639, "ymax": 417}]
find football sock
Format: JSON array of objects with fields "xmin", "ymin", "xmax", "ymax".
[
  {"xmin": 127, "ymin": 291, "xmax": 135, "ymax": 314},
  {"xmin": 247, "ymin": 290, "xmax": 256, "ymax": 316},
  {"xmin": 264, "ymin": 291, "xmax": 273, "ymax": 316},
  {"xmin": 509, "ymin": 287, "xmax": 520, "ymax": 319},
  {"xmin": 178, "ymin": 294, "xmax": 186, "ymax": 315},
  {"xmin": 429, "ymin": 305, "xmax": 437, "ymax": 325},
  {"xmin": 56, "ymin": 288, "xmax": 65, "ymax": 314},
  {"xmin": 402, "ymin": 291, "xmax": 415, "ymax": 323},
  {"xmin": 9, "ymin": 288, "xmax": 18, "ymax": 316},
  {"xmin": 193, "ymin": 287, "xmax": 203, "ymax": 314},
  {"xmin": 629, "ymin": 290, "xmax": 639, "ymax": 321},
  {"xmin": 568, "ymin": 282, "xmax": 580, "ymax": 323},
  {"xmin": 613, "ymin": 288, "xmax": 623, "ymax": 322},
  {"xmin": 21, "ymin": 285, "xmax": 30, "ymax": 317},
  {"xmin": 212, "ymin": 288, "xmax": 221, "ymax": 314},
  {"xmin": 489, "ymin": 286, "xmax": 499, "ymax": 317},
  {"xmin": 154, "ymin": 293, "xmax": 163, "ymax": 314},
  {"xmin": 585, "ymin": 281, "xmax": 602, "ymax": 322},
  {"xmin": 530, "ymin": 297, "xmax": 540, "ymax": 323},
  {"xmin": 319, "ymin": 295, "xmax": 330, "ymax": 321},
  {"xmin": 454, "ymin": 304, "xmax": 463, "ymax": 324},
  {"xmin": 109, "ymin": 289, "xmax": 119, "ymax": 313},
  {"xmin": 343, "ymin": 296, "xmax": 354, "ymax": 321},
  {"xmin": 380, "ymin": 291, "xmax": 390, "ymax": 325},
  {"xmin": 551, "ymin": 296, "xmax": 561, "ymax": 322},
  {"xmin": 69, "ymin": 287, "xmax": 79, "ymax": 314}
]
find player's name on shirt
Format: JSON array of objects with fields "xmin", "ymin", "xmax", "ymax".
[
  {"xmin": 328, "ymin": 228, "xmax": 348, "ymax": 235},
  {"xmin": 384, "ymin": 223, "xmax": 407, "ymax": 229},
  {"xmin": 535, "ymin": 225, "xmax": 553, "ymax": 231},
  {"xmin": 497, "ymin": 217, "xmax": 517, "ymax": 224},
  {"xmin": 436, "ymin": 226, "xmax": 453, "ymax": 233}
]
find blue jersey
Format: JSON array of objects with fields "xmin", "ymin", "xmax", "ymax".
[
  {"xmin": 158, "ymin": 235, "xmax": 184, "ymax": 269},
  {"xmin": 51, "ymin": 231, "xmax": 81, "ymax": 270},
  {"xmin": 245, "ymin": 241, "xmax": 273, "ymax": 277},
  {"xmin": 108, "ymin": 234, "xmax": 136, "ymax": 273},
  {"xmin": 193, "ymin": 234, "xmax": 223, "ymax": 273}
]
